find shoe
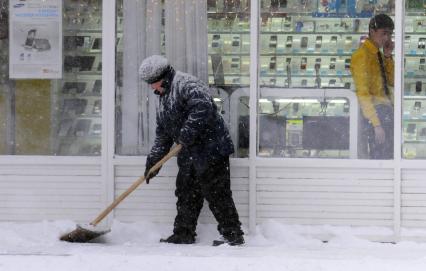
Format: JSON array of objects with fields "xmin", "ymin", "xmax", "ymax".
[
  {"xmin": 227, "ymin": 234, "xmax": 245, "ymax": 246},
  {"xmin": 159, "ymin": 233, "xmax": 195, "ymax": 244},
  {"xmin": 212, "ymin": 235, "xmax": 245, "ymax": 246}
]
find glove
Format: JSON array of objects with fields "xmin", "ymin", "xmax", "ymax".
[{"xmin": 144, "ymin": 157, "xmax": 161, "ymax": 184}]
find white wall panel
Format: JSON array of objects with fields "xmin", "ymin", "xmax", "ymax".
[
  {"xmin": 256, "ymin": 166, "xmax": 394, "ymax": 227},
  {"xmin": 0, "ymin": 162, "xmax": 103, "ymax": 223},
  {"xmin": 5, "ymin": 158, "xmax": 426, "ymax": 239},
  {"xmin": 401, "ymin": 169, "xmax": 426, "ymax": 228}
]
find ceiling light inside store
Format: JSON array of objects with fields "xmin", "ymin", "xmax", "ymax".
[
  {"xmin": 329, "ymin": 100, "xmax": 348, "ymax": 104},
  {"xmin": 275, "ymin": 99, "xmax": 318, "ymax": 103}
]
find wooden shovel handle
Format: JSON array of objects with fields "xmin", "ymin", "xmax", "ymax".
[{"xmin": 90, "ymin": 144, "xmax": 182, "ymax": 226}]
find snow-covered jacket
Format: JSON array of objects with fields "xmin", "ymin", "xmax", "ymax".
[{"xmin": 147, "ymin": 70, "xmax": 234, "ymax": 172}]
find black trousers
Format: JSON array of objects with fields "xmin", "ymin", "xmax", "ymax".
[
  {"xmin": 173, "ymin": 156, "xmax": 243, "ymax": 239},
  {"xmin": 365, "ymin": 104, "xmax": 394, "ymax": 159}
]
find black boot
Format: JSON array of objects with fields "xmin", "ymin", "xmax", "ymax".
[
  {"xmin": 160, "ymin": 233, "xmax": 195, "ymax": 244},
  {"xmin": 226, "ymin": 234, "xmax": 244, "ymax": 246},
  {"xmin": 213, "ymin": 233, "xmax": 245, "ymax": 246}
]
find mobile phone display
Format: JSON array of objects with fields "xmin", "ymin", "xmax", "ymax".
[
  {"xmin": 420, "ymin": 58, "xmax": 425, "ymax": 71},
  {"xmin": 92, "ymin": 80, "xmax": 102, "ymax": 94},
  {"xmin": 286, "ymin": 36, "xmax": 292, "ymax": 48},
  {"xmin": 301, "ymin": 37, "xmax": 308, "ymax": 49},
  {"xmin": 92, "ymin": 38, "xmax": 101, "ymax": 50},
  {"xmin": 300, "ymin": 57, "xmax": 307, "ymax": 70},
  {"xmin": 418, "ymin": 38, "xmax": 426, "ymax": 49},
  {"xmin": 232, "ymin": 36, "xmax": 240, "ymax": 47},
  {"xmin": 416, "ymin": 81, "xmax": 422, "ymax": 93},
  {"xmin": 315, "ymin": 58, "xmax": 321, "ymax": 71},
  {"xmin": 212, "ymin": 34, "xmax": 221, "ymax": 48},
  {"xmin": 269, "ymin": 35, "xmax": 277, "ymax": 48},
  {"xmin": 405, "ymin": 36, "xmax": 411, "ymax": 50},
  {"xmin": 231, "ymin": 57, "xmax": 240, "ymax": 71},
  {"xmin": 24, "ymin": 29, "xmax": 36, "ymax": 47},
  {"xmin": 407, "ymin": 123, "xmax": 416, "ymax": 134},
  {"xmin": 315, "ymin": 36, "xmax": 322, "ymax": 49},
  {"xmin": 345, "ymin": 36, "xmax": 352, "ymax": 51},
  {"xmin": 269, "ymin": 57, "xmax": 276, "ymax": 70},
  {"xmin": 62, "ymin": 82, "xmax": 86, "ymax": 94},
  {"xmin": 329, "ymin": 58, "xmax": 336, "ymax": 70},
  {"xmin": 345, "ymin": 59, "xmax": 351, "ymax": 70},
  {"xmin": 414, "ymin": 101, "xmax": 422, "ymax": 111}
]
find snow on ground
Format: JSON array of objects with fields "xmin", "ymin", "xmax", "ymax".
[{"xmin": 1, "ymin": 220, "xmax": 426, "ymax": 271}]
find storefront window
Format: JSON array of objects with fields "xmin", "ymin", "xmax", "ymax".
[
  {"xmin": 115, "ymin": 0, "xmax": 165, "ymax": 155},
  {"xmin": 115, "ymin": 0, "xmax": 398, "ymax": 160},
  {"xmin": 253, "ymin": 0, "xmax": 394, "ymax": 159},
  {"xmin": 403, "ymin": 1, "xmax": 426, "ymax": 159},
  {"xmin": 115, "ymin": 0, "xmax": 250, "ymax": 156},
  {"xmin": 0, "ymin": 0, "xmax": 102, "ymax": 155},
  {"xmin": 208, "ymin": 0, "xmax": 251, "ymax": 158}
]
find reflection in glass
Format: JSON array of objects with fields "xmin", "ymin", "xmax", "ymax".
[
  {"xmin": 235, "ymin": 95, "xmax": 351, "ymax": 158},
  {"xmin": 254, "ymin": 0, "xmax": 394, "ymax": 159},
  {"xmin": 207, "ymin": 1, "xmax": 251, "ymax": 158},
  {"xmin": 0, "ymin": 0, "xmax": 103, "ymax": 155},
  {"xmin": 116, "ymin": 1, "xmax": 221, "ymax": 155},
  {"xmin": 351, "ymin": 14, "xmax": 395, "ymax": 160},
  {"xmin": 54, "ymin": 0, "xmax": 103, "ymax": 156}
]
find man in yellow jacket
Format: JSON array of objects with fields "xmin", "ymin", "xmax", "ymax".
[{"xmin": 351, "ymin": 14, "xmax": 394, "ymax": 159}]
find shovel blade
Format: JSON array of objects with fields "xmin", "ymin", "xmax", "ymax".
[{"xmin": 60, "ymin": 225, "xmax": 110, "ymax": 243}]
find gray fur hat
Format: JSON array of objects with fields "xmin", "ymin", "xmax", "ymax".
[{"xmin": 139, "ymin": 55, "xmax": 171, "ymax": 84}]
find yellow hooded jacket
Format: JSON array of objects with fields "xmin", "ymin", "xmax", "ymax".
[{"xmin": 350, "ymin": 38, "xmax": 394, "ymax": 127}]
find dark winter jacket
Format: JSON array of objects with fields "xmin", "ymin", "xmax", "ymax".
[{"xmin": 147, "ymin": 70, "xmax": 234, "ymax": 172}]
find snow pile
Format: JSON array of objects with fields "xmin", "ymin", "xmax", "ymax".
[{"xmin": 1, "ymin": 220, "xmax": 426, "ymax": 271}]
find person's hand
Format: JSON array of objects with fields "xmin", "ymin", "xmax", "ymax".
[
  {"xmin": 383, "ymin": 40, "xmax": 394, "ymax": 58},
  {"xmin": 144, "ymin": 158, "xmax": 160, "ymax": 184},
  {"xmin": 144, "ymin": 168, "xmax": 160, "ymax": 184},
  {"xmin": 374, "ymin": 126, "xmax": 386, "ymax": 145}
]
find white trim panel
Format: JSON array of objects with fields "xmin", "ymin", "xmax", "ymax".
[
  {"xmin": 402, "ymin": 169, "xmax": 426, "ymax": 228},
  {"xmin": 256, "ymin": 166, "xmax": 395, "ymax": 227},
  {"xmin": 0, "ymin": 163, "xmax": 103, "ymax": 222}
]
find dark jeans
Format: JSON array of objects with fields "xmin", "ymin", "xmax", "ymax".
[
  {"xmin": 173, "ymin": 156, "xmax": 243, "ymax": 239},
  {"xmin": 364, "ymin": 104, "xmax": 394, "ymax": 159}
]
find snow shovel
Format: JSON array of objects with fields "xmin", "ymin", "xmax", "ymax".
[{"xmin": 60, "ymin": 144, "xmax": 182, "ymax": 243}]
